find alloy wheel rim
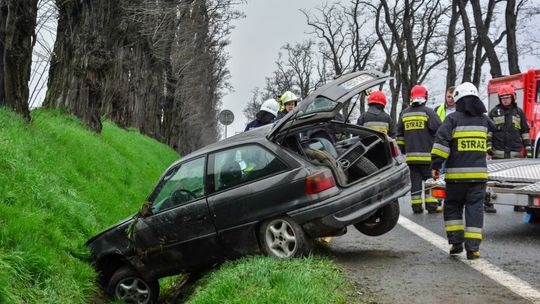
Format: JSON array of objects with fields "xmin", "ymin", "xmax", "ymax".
[
  {"xmin": 265, "ymin": 219, "xmax": 297, "ymax": 258},
  {"xmin": 115, "ymin": 277, "xmax": 151, "ymax": 304}
]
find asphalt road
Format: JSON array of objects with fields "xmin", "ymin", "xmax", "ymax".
[{"xmin": 324, "ymin": 198, "xmax": 540, "ymax": 304}]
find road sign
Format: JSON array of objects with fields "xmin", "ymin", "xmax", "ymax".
[{"xmin": 218, "ymin": 109, "xmax": 234, "ymax": 126}]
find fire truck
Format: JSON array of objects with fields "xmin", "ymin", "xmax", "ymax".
[{"xmin": 487, "ymin": 69, "xmax": 540, "ymax": 157}]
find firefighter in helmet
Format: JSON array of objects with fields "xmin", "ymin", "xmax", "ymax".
[
  {"xmin": 276, "ymin": 91, "xmax": 299, "ymax": 120},
  {"xmin": 357, "ymin": 90, "xmax": 396, "ymax": 138},
  {"xmin": 431, "ymin": 82, "xmax": 492, "ymax": 260},
  {"xmin": 244, "ymin": 98, "xmax": 280, "ymax": 131},
  {"xmin": 486, "ymin": 84, "xmax": 531, "ymax": 212},
  {"xmin": 397, "ymin": 85, "xmax": 442, "ymax": 213}
]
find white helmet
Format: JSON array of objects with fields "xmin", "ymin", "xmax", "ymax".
[
  {"xmin": 453, "ymin": 82, "xmax": 479, "ymax": 103},
  {"xmin": 260, "ymin": 98, "xmax": 280, "ymax": 117},
  {"xmin": 280, "ymin": 91, "xmax": 298, "ymax": 105}
]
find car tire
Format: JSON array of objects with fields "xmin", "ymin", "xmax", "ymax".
[
  {"xmin": 353, "ymin": 156, "xmax": 378, "ymax": 175},
  {"xmin": 354, "ymin": 200, "xmax": 400, "ymax": 236},
  {"xmin": 108, "ymin": 266, "xmax": 159, "ymax": 304},
  {"xmin": 259, "ymin": 216, "xmax": 312, "ymax": 258}
]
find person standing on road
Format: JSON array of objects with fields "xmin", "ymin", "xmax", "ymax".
[
  {"xmin": 357, "ymin": 90, "xmax": 396, "ymax": 138},
  {"xmin": 244, "ymin": 98, "xmax": 280, "ymax": 131},
  {"xmin": 431, "ymin": 82, "xmax": 491, "ymax": 260},
  {"xmin": 397, "ymin": 85, "xmax": 442, "ymax": 214},
  {"xmin": 276, "ymin": 91, "xmax": 299, "ymax": 121},
  {"xmin": 486, "ymin": 84, "xmax": 531, "ymax": 212},
  {"xmin": 435, "ymin": 86, "xmax": 456, "ymax": 122}
]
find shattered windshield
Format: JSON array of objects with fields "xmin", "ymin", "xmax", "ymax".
[{"xmin": 297, "ymin": 96, "xmax": 338, "ymax": 117}]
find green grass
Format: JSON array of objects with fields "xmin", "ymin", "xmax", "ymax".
[
  {"xmin": 183, "ymin": 256, "xmax": 358, "ymax": 304},
  {"xmin": 0, "ymin": 108, "xmax": 178, "ymax": 303},
  {"xmin": 0, "ymin": 107, "xmax": 364, "ymax": 304}
]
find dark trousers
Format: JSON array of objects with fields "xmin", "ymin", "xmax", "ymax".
[
  {"xmin": 409, "ymin": 164, "xmax": 438, "ymax": 211},
  {"xmin": 444, "ymin": 182, "xmax": 486, "ymax": 251}
]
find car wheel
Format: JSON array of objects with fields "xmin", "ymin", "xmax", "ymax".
[
  {"xmin": 354, "ymin": 200, "xmax": 400, "ymax": 236},
  {"xmin": 108, "ymin": 266, "xmax": 159, "ymax": 304},
  {"xmin": 259, "ymin": 216, "xmax": 312, "ymax": 258},
  {"xmin": 352, "ymin": 156, "xmax": 378, "ymax": 175}
]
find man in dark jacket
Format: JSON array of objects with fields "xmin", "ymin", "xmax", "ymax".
[
  {"xmin": 431, "ymin": 82, "xmax": 492, "ymax": 260},
  {"xmin": 357, "ymin": 90, "xmax": 396, "ymax": 138},
  {"xmin": 245, "ymin": 99, "xmax": 280, "ymax": 131},
  {"xmin": 397, "ymin": 85, "xmax": 442, "ymax": 213},
  {"xmin": 486, "ymin": 84, "xmax": 531, "ymax": 212}
]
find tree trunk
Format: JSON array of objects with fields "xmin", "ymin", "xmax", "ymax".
[
  {"xmin": 458, "ymin": 0, "xmax": 473, "ymax": 83},
  {"xmin": 1, "ymin": 0, "xmax": 36, "ymax": 121},
  {"xmin": 470, "ymin": 0, "xmax": 502, "ymax": 78},
  {"xmin": 446, "ymin": 0, "xmax": 459, "ymax": 88},
  {"xmin": 0, "ymin": 1, "xmax": 6, "ymax": 106},
  {"xmin": 505, "ymin": 0, "xmax": 520, "ymax": 74}
]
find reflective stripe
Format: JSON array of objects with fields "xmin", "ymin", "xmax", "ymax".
[
  {"xmin": 403, "ymin": 116, "xmax": 428, "ymax": 122},
  {"xmin": 403, "ymin": 111, "xmax": 428, "ymax": 118},
  {"xmin": 365, "ymin": 121, "xmax": 389, "ymax": 127},
  {"xmin": 406, "ymin": 152, "xmax": 431, "ymax": 162},
  {"xmin": 425, "ymin": 198, "xmax": 438, "ymax": 203},
  {"xmin": 466, "ymin": 227, "xmax": 482, "ymax": 233},
  {"xmin": 446, "ymin": 225, "xmax": 464, "ymax": 232},
  {"xmin": 445, "ymin": 220, "xmax": 464, "ymax": 226},
  {"xmin": 366, "ymin": 125, "xmax": 389, "ymax": 133},
  {"xmin": 522, "ymin": 133, "xmax": 530, "ymax": 140},
  {"xmin": 431, "ymin": 147, "xmax": 449, "ymax": 158},
  {"xmin": 454, "ymin": 126, "xmax": 488, "ymax": 133},
  {"xmin": 433, "ymin": 143, "xmax": 450, "ymax": 154},
  {"xmin": 397, "ymin": 141, "xmax": 405, "ymax": 146},
  {"xmin": 411, "ymin": 200, "xmax": 423, "ymax": 205},
  {"xmin": 465, "ymin": 232, "xmax": 482, "ymax": 240},
  {"xmin": 452, "ymin": 131, "xmax": 487, "ymax": 139},
  {"xmin": 446, "ymin": 167, "xmax": 488, "ymax": 179},
  {"xmin": 492, "ymin": 150, "xmax": 505, "ymax": 158},
  {"xmin": 493, "ymin": 116, "xmax": 504, "ymax": 124},
  {"xmin": 411, "ymin": 195, "xmax": 421, "ymax": 200}
]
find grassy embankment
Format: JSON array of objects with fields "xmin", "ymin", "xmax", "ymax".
[{"xmin": 0, "ymin": 108, "xmax": 362, "ymax": 303}]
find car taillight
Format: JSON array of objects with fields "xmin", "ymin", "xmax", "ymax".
[
  {"xmin": 390, "ymin": 140, "xmax": 401, "ymax": 158},
  {"xmin": 306, "ymin": 169, "xmax": 336, "ymax": 194},
  {"xmin": 432, "ymin": 188, "xmax": 446, "ymax": 199}
]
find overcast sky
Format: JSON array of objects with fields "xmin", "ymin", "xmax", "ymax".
[{"xmin": 221, "ymin": 0, "xmax": 327, "ymax": 136}]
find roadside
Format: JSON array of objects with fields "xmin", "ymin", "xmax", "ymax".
[{"xmin": 325, "ymin": 198, "xmax": 540, "ymax": 304}]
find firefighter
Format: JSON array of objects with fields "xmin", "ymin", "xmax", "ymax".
[
  {"xmin": 244, "ymin": 98, "xmax": 280, "ymax": 131},
  {"xmin": 276, "ymin": 91, "xmax": 299, "ymax": 120},
  {"xmin": 357, "ymin": 90, "xmax": 396, "ymax": 138},
  {"xmin": 431, "ymin": 82, "xmax": 491, "ymax": 260},
  {"xmin": 397, "ymin": 85, "xmax": 442, "ymax": 213},
  {"xmin": 487, "ymin": 84, "xmax": 531, "ymax": 212}
]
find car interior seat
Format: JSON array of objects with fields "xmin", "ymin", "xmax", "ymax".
[{"xmin": 219, "ymin": 161, "xmax": 242, "ymax": 190}]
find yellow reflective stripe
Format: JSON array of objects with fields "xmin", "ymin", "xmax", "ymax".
[
  {"xmin": 452, "ymin": 131, "xmax": 487, "ymax": 139},
  {"xmin": 425, "ymin": 198, "xmax": 438, "ymax": 203},
  {"xmin": 431, "ymin": 148, "xmax": 449, "ymax": 158},
  {"xmin": 445, "ymin": 225, "xmax": 464, "ymax": 232},
  {"xmin": 445, "ymin": 172, "xmax": 488, "ymax": 179},
  {"xmin": 465, "ymin": 232, "xmax": 482, "ymax": 240},
  {"xmin": 411, "ymin": 199, "xmax": 423, "ymax": 205},
  {"xmin": 403, "ymin": 116, "xmax": 428, "ymax": 122},
  {"xmin": 397, "ymin": 140, "xmax": 405, "ymax": 146},
  {"xmin": 368, "ymin": 125, "xmax": 389, "ymax": 133},
  {"xmin": 406, "ymin": 156, "xmax": 431, "ymax": 162}
]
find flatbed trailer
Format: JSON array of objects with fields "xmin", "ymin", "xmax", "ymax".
[{"xmin": 426, "ymin": 159, "xmax": 540, "ymax": 222}]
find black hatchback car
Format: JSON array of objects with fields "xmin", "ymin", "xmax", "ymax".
[{"xmin": 87, "ymin": 70, "xmax": 411, "ymax": 303}]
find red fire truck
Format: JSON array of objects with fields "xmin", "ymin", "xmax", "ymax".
[{"xmin": 487, "ymin": 69, "xmax": 540, "ymax": 157}]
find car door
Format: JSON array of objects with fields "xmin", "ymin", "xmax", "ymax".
[
  {"xmin": 206, "ymin": 144, "xmax": 306, "ymax": 256},
  {"xmin": 131, "ymin": 156, "xmax": 222, "ymax": 276}
]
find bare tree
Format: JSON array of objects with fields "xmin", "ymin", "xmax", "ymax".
[{"xmin": 470, "ymin": 0, "xmax": 502, "ymax": 78}]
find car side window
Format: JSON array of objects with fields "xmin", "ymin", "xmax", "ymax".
[
  {"xmin": 152, "ymin": 157, "xmax": 205, "ymax": 213},
  {"xmin": 212, "ymin": 145, "xmax": 287, "ymax": 192}
]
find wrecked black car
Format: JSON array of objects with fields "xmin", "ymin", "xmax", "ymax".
[{"xmin": 86, "ymin": 70, "xmax": 411, "ymax": 303}]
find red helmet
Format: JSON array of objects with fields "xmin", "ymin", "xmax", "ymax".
[
  {"xmin": 411, "ymin": 85, "xmax": 428, "ymax": 99},
  {"xmin": 368, "ymin": 91, "xmax": 387, "ymax": 107},
  {"xmin": 497, "ymin": 85, "xmax": 516, "ymax": 100}
]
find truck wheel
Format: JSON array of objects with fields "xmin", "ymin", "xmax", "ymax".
[
  {"xmin": 259, "ymin": 216, "xmax": 312, "ymax": 258},
  {"xmin": 108, "ymin": 266, "xmax": 159, "ymax": 304},
  {"xmin": 354, "ymin": 200, "xmax": 400, "ymax": 236}
]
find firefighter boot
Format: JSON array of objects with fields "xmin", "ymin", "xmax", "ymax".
[
  {"xmin": 513, "ymin": 206, "xmax": 526, "ymax": 212},
  {"xmin": 449, "ymin": 243, "xmax": 463, "ymax": 255},
  {"xmin": 412, "ymin": 205, "xmax": 423, "ymax": 214},
  {"xmin": 484, "ymin": 203, "xmax": 497, "ymax": 213},
  {"xmin": 467, "ymin": 250, "xmax": 480, "ymax": 260}
]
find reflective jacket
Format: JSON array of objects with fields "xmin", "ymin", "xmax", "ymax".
[
  {"xmin": 488, "ymin": 104, "xmax": 531, "ymax": 158},
  {"xmin": 357, "ymin": 104, "xmax": 397, "ymax": 138},
  {"xmin": 397, "ymin": 104, "xmax": 442, "ymax": 164},
  {"xmin": 431, "ymin": 112, "xmax": 492, "ymax": 182}
]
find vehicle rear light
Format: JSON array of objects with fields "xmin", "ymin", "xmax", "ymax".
[
  {"xmin": 432, "ymin": 188, "xmax": 446, "ymax": 199},
  {"xmin": 306, "ymin": 169, "xmax": 336, "ymax": 194},
  {"xmin": 390, "ymin": 140, "xmax": 401, "ymax": 158}
]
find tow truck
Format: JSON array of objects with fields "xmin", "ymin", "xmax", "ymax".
[{"xmin": 427, "ymin": 159, "xmax": 540, "ymax": 223}]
